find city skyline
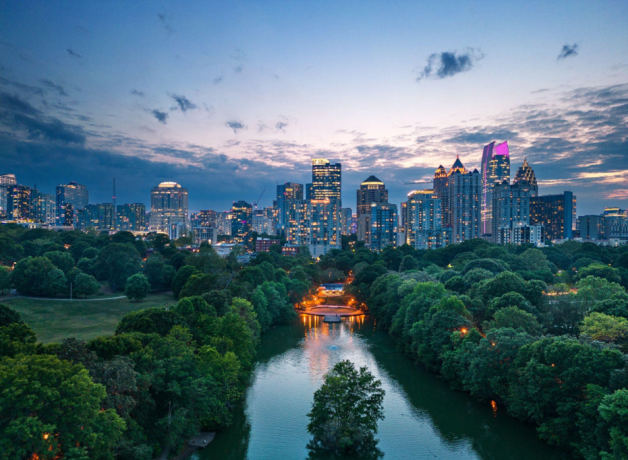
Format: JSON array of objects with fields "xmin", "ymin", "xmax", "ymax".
[{"xmin": 0, "ymin": 1, "xmax": 627, "ymax": 214}]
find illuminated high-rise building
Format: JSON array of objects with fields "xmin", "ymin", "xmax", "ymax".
[
  {"xmin": 6, "ymin": 185, "xmax": 32, "ymax": 221},
  {"xmin": 276, "ymin": 182, "xmax": 304, "ymax": 230},
  {"xmin": 492, "ymin": 179, "xmax": 533, "ymax": 240},
  {"xmin": 514, "ymin": 158, "xmax": 538, "ymax": 196},
  {"xmin": 356, "ymin": 176, "xmax": 388, "ymax": 242},
  {"xmin": 31, "ymin": 190, "xmax": 56, "ymax": 224},
  {"xmin": 286, "ymin": 198, "xmax": 341, "ymax": 257},
  {"xmin": 311, "ymin": 159, "xmax": 341, "ymax": 202},
  {"xmin": 433, "ymin": 165, "xmax": 449, "ymax": 226},
  {"xmin": 149, "ymin": 182, "xmax": 188, "ymax": 234},
  {"xmin": 448, "ymin": 157, "xmax": 481, "ymax": 243},
  {"xmin": 78, "ymin": 203, "xmax": 115, "ymax": 230},
  {"xmin": 118, "ymin": 203, "xmax": 146, "ymax": 231},
  {"xmin": 56, "ymin": 181, "xmax": 89, "ymax": 224},
  {"xmin": 406, "ymin": 190, "xmax": 451, "ymax": 249},
  {"xmin": 340, "ymin": 207, "xmax": 353, "ymax": 235},
  {"xmin": 191, "ymin": 210, "xmax": 218, "ymax": 228},
  {"xmin": 480, "ymin": 141, "xmax": 511, "ymax": 240},
  {"xmin": 530, "ymin": 192, "xmax": 575, "ymax": 241},
  {"xmin": 0, "ymin": 174, "xmax": 17, "ymax": 218},
  {"xmin": 370, "ymin": 203, "xmax": 397, "ymax": 251},
  {"xmin": 231, "ymin": 200, "xmax": 253, "ymax": 242}
]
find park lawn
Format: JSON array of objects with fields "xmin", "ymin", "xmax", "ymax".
[{"xmin": 3, "ymin": 292, "xmax": 177, "ymax": 344}]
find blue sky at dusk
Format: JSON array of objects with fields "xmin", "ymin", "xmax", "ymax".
[{"xmin": 0, "ymin": 0, "xmax": 627, "ymax": 214}]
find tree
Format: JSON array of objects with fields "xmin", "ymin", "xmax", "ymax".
[
  {"xmin": 0, "ymin": 237, "xmax": 24, "ymax": 265},
  {"xmin": 576, "ymin": 276, "xmax": 626, "ymax": 312},
  {"xmin": 145, "ymin": 256, "xmax": 176, "ymax": 291},
  {"xmin": 43, "ymin": 250, "xmax": 75, "ymax": 274},
  {"xmin": 520, "ymin": 248, "xmax": 550, "ymax": 272},
  {"xmin": 581, "ymin": 313, "xmax": 628, "ymax": 343},
  {"xmin": 125, "ymin": 273, "xmax": 151, "ymax": 302},
  {"xmin": 73, "ymin": 273, "xmax": 101, "ymax": 298},
  {"xmin": 43, "ymin": 269, "xmax": 67, "ymax": 297},
  {"xmin": 171, "ymin": 265, "xmax": 199, "ymax": 298},
  {"xmin": 484, "ymin": 306, "xmax": 543, "ymax": 335},
  {"xmin": 598, "ymin": 389, "xmax": 628, "ymax": 460},
  {"xmin": 11, "ymin": 256, "xmax": 56, "ymax": 296},
  {"xmin": 94, "ymin": 243, "xmax": 142, "ymax": 292},
  {"xmin": 0, "ymin": 354, "xmax": 125, "ymax": 459},
  {"xmin": 307, "ymin": 360, "xmax": 385, "ymax": 455},
  {"xmin": 576, "ymin": 263, "xmax": 622, "ymax": 284},
  {"xmin": 399, "ymin": 255, "xmax": 418, "ymax": 272},
  {"xmin": 0, "ymin": 304, "xmax": 23, "ymax": 327},
  {"xmin": 0, "ymin": 265, "xmax": 10, "ymax": 294}
]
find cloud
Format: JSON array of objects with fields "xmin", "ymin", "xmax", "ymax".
[
  {"xmin": 416, "ymin": 48, "xmax": 484, "ymax": 81},
  {"xmin": 213, "ymin": 76, "xmax": 223, "ymax": 84},
  {"xmin": 233, "ymin": 65, "xmax": 243, "ymax": 73},
  {"xmin": 169, "ymin": 93, "xmax": 197, "ymax": 112},
  {"xmin": 0, "ymin": 93, "xmax": 85, "ymax": 144},
  {"xmin": 276, "ymin": 121, "xmax": 288, "ymax": 131},
  {"xmin": 157, "ymin": 12, "xmax": 174, "ymax": 34},
  {"xmin": 151, "ymin": 109, "xmax": 168, "ymax": 124},
  {"xmin": 0, "ymin": 76, "xmax": 44, "ymax": 96},
  {"xmin": 40, "ymin": 79, "xmax": 68, "ymax": 97},
  {"xmin": 0, "ymin": 92, "xmax": 41, "ymax": 116},
  {"xmin": 67, "ymin": 49, "xmax": 82, "ymax": 59},
  {"xmin": 130, "ymin": 89, "xmax": 145, "ymax": 97},
  {"xmin": 557, "ymin": 43, "xmax": 578, "ymax": 60},
  {"xmin": 226, "ymin": 120, "xmax": 246, "ymax": 133}
]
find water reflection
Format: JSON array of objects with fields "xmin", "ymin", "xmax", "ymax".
[{"xmin": 197, "ymin": 316, "xmax": 568, "ymax": 460}]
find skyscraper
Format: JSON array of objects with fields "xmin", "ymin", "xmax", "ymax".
[
  {"xmin": 149, "ymin": 182, "xmax": 189, "ymax": 234},
  {"xmin": 276, "ymin": 182, "xmax": 304, "ymax": 230},
  {"xmin": 31, "ymin": 189, "xmax": 56, "ymax": 224},
  {"xmin": 311, "ymin": 159, "xmax": 341, "ymax": 202},
  {"xmin": 118, "ymin": 203, "xmax": 146, "ymax": 231},
  {"xmin": 370, "ymin": 203, "xmax": 397, "ymax": 251},
  {"xmin": 492, "ymin": 179, "xmax": 533, "ymax": 240},
  {"xmin": 480, "ymin": 141, "xmax": 511, "ymax": 239},
  {"xmin": 6, "ymin": 185, "xmax": 32, "ymax": 221},
  {"xmin": 514, "ymin": 158, "xmax": 538, "ymax": 196},
  {"xmin": 448, "ymin": 157, "xmax": 481, "ymax": 243},
  {"xmin": 78, "ymin": 203, "xmax": 115, "ymax": 230},
  {"xmin": 356, "ymin": 176, "xmax": 388, "ymax": 243},
  {"xmin": 0, "ymin": 174, "xmax": 17, "ymax": 218},
  {"xmin": 406, "ymin": 190, "xmax": 451, "ymax": 249},
  {"xmin": 530, "ymin": 192, "xmax": 575, "ymax": 241},
  {"xmin": 433, "ymin": 165, "xmax": 448, "ymax": 226},
  {"xmin": 56, "ymin": 181, "xmax": 89, "ymax": 224},
  {"xmin": 231, "ymin": 200, "xmax": 253, "ymax": 242}
]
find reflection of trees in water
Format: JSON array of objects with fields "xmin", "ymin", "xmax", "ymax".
[
  {"xmin": 306, "ymin": 439, "xmax": 383, "ymax": 460},
  {"xmin": 197, "ymin": 403, "xmax": 251, "ymax": 460},
  {"xmin": 356, "ymin": 320, "xmax": 569, "ymax": 460}
]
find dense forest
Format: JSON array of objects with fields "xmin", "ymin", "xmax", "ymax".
[
  {"xmin": 319, "ymin": 239, "xmax": 627, "ymax": 460},
  {"xmin": 0, "ymin": 225, "xmax": 318, "ymax": 460}
]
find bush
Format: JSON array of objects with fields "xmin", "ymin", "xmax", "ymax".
[{"xmin": 124, "ymin": 273, "xmax": 151, "ymax": 302}]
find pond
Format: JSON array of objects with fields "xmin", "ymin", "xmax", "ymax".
[{"xmin": 195, "ymin": 315, "xmax": 570, "ymax": 460}]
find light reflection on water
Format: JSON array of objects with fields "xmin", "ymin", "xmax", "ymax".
[{"xmin": 196, "ymin": 316, "xmax": 569, "ymax": 460}]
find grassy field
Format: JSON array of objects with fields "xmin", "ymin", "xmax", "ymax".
[{"xmin": 2, "ymin": 292, "xmax": 177, "ymax": 344}]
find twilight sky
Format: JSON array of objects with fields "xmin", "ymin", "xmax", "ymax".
[{"xmin": 0, "ymin": 0, "xmax": 627, "ymax": 215}]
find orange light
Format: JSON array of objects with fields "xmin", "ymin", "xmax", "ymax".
[
  {"xmin": 43, "ymin": 433, "xmax": 49, "ymax": 440},
  {"xmin": 491, "ymin": 342, "xmax": 496, "ymax": 346},
  {"xmin": 461, "ymin": 328, "xmax": 467, "ymax": 334}
]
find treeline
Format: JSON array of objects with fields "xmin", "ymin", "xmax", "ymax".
[
  {"xmin": 318, "ymin": 239, "xmax": 628, "ymax": 460},
  {"xmin": 0, "ymin": 224, "xmax": 322, "ymax": 460}
]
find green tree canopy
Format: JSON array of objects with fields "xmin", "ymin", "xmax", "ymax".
[
  {"xmin": 125, "ymin": 273, "xmax": 151, "ymax": 302},
  {"xmin": 307, "ymin": 360, "xmax": 385, "ymax": 455},
  {"xmin": 0, "ymin": 354, "xmax": 125, "ymax": 460}
]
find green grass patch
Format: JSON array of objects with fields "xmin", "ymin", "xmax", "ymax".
[{"xmin": 3, "ymin": 292, "xmax": 177, "ymax": 344}]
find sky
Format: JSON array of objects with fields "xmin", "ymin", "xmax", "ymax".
[{"xmin": 0, "ymin": 0, "xmax": 627, "ymax": 215}]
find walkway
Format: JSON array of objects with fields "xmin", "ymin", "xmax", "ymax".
[
  {"xmin": 302, "ymin": 305, "xmax": 364, "ymax": 317},
  {"xmin": 0, "ymin": 293, "xmax": 127, "ymax": 302}
]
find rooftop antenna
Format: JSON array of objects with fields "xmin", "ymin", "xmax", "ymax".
[{"xmin": 113, "ymin": 178, "xmax": 117, "ymax": 229}]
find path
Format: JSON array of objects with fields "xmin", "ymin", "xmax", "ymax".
[{"xmin": 0, "ymin": 293, "xmax": 127, "ymax": 302}]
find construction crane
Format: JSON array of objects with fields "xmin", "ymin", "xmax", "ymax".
[{"xmin": 253, "ymin": 188, "xmax": 266, "ymax": 210}]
